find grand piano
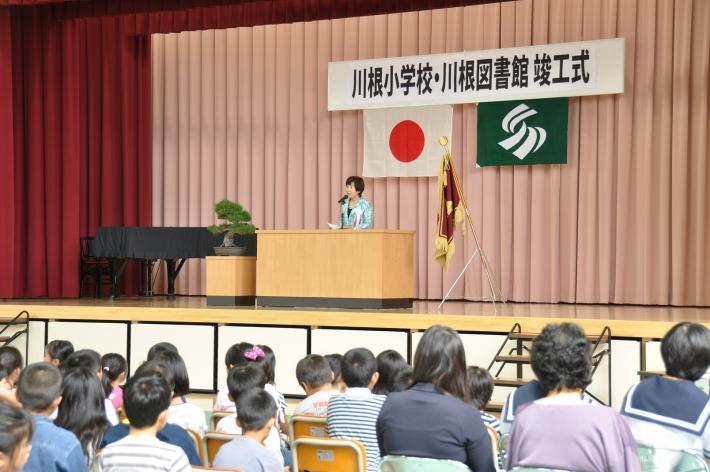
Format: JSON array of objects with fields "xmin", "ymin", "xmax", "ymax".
[{"xmin": 92, "ymin": 227, "xmax": 223, "ymax": 300}]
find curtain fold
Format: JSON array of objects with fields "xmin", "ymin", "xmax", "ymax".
[
  {"xmin": 0, "ymin": 6, "xmax": 151, "ymax": 297},
  {"xmin": 152, "ymin": 0, "xmax": 710, "ymax": 305}
]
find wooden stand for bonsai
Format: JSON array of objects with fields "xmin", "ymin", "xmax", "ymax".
[{"xmin": 206, "ymin": 256, "xmax": 256, "ymax": 306}]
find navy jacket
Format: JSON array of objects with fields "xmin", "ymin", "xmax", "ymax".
[{"xmin": 100, "ymin": 423, "xmax": 201, "ymax": 466}]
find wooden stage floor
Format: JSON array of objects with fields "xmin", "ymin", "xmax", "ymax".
[{"xmin": 1, "ymin": 297, "xmax": 709, "ymax": 339}]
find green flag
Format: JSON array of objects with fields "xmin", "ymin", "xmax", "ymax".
[{"xmin": 477, "ymin": 97, "xmax": 568, "ymax": 167}]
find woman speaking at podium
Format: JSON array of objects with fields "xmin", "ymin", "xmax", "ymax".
[{"xmin": 337, "ymin": 176, "xmax": 373, "ymax": 229}]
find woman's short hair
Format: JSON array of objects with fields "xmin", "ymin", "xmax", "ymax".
[
  {"xmin": 346, "ymin": 176, "xmax": 365, "ymax": 196},
  {"xmin": 466, "ymin": 366, "xmax": 494, "ymax": 410},
  {"xmin": 45, "ymin": 340, "xmax": 74, "ymax": 365},
  {"xmin": 373, "ymin": 350, "xmax": 412, "ymax": 395},
  {"xmin": 661, "ymin": 322, "xmax": 710, "ymax": 381},
  {"xmin": 531, "ymin": 322, "xmax": 592, "ymax": 393},
  {"xmin": 0, "ymin": 403, "xmax": 33, "ymax": 457},
  {"xmin": 412, "ymin": 325, "xmax": 468, "ymax": 401}
]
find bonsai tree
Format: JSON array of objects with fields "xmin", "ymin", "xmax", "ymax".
[{"xmin": 207, "ymin": 199, "xmax": 257, "ymax": 247}]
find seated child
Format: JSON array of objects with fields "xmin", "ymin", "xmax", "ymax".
[
  {"xmin": 43, "ymin": 340, "xmax": 74, "ymax": 368},
  {"xmin": 98, "ymin": 372, "xmax": 191, "ymax": 472},
  {"xmin": 466, "ymin": 366, "xmax": 500, "ymax": 435},
  {"xmin": 372, "ymin": 350, "xmax": 412, "ymax": 396},
  {"xmin": 100, "ymin": 360, "xmax": 201, "ymax": 466},
  {"xmin": 63, "ymin": 349, "xmax": 119, "ymax": 426},
  {"xmin": 325, "ymin": 354, "xmax": 347, "ymax": 393},
  {"xmin": 214, "ymin": 342, "xmax": 253, "ymax": 412},
  {"xmin": 152, "ymin": 351, "xmax": 207, "ymax": 436},
  {"xmin": 0, "ymin": 403, "xmax": 34, "ymax": 472},
  {"xmin": 294, "ymin": 354, "xmax": 337, "ymax": 416},
  {"xmin": 17, "ymin": 362, "xmax": 88, "ymax": 472},
  {"xmin": 212, "ymin": 388, "xmax": 285, "ymax": 472},
  {"xmin": 147, "ymin": 342, "xmax": 178, "ymax": 361},
  {"xmin": 101, "ymin": 353, "xmax": 127, "ymax": 410},
  {"xmin": 215, "ymin": 364, "xmax": 282, "ymax": 457},
  {"xmin": 259, "ymin": 345, "xmax": 288, "ymax": 431},
  {"xmin": 327, "ymin": 348, "xmax": 386, "ymax": 472},
  {"xmin": 621, "ymin": 322, "xmax": 710, "ymax": 457},
  {"xmin": 0, "ymin": 346, "xmax": 23, "ymax": 407}
]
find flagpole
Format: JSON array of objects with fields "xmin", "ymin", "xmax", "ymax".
[{"xmin": 436, "ymin": 136, "xmax": 500, "ymax": 313}]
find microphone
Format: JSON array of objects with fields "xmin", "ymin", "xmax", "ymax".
[{"xmin": 337, "ymin": 194, "xmax": 348, "ymax": 204}]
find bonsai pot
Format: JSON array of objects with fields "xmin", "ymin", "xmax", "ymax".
[{"xmin": 213, "ymin": 246, "xmax": 247, "ymax": 256}]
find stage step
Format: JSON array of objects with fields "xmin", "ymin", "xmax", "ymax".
[
  {"xmin": 494, "ymin": 377, "xmax": 532, "ymax": 387},
  {"xmin": 495, "ymin": 355, "xmax": 530, "ymax": 364}
]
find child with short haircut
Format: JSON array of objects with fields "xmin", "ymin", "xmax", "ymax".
[
  {"xmin": 294, "ymin": 354, "xmax": 337, "ymax": 416},
  {"xmin": 17, "ymin": 362, "xmax": 88, "ymax": 472},
  {"xmin": 0, "ymin": 347, "xmax": 23, "ymax": 408},
  {"xmin": 621, "ymin": 322, "xmax": 710, "ymax": 457},
  {"xmin": 0, "ymin": 403, "xmax": 34, "ymax": 472},
  {"xmin": 101, "ymin": 353, "xmax": 127, "ymax": 410},
  {"xmin": 325, "ymin": 353, "xmax": 347, "ymax": 392},
  {"xmin": 212, "ymin": 388, "xmax": 285, "ymax": 472},
  {"xmin": 327, "ymin": 348, "xmax": 386, "ymax": 472},
  {"xmin": 43, "ymin": 340, "xmax": 74, "ymax": 368},
  {"xmin": 100, "ymin": 361, "xmax": 201, "ymax": 466},
  {"xmin": 98, "ymin": 372, "xmax": 191, "ymax": 472},
  {"xmin": 466, "ymin": 366, "xmax": 500, "ymax": 435}
]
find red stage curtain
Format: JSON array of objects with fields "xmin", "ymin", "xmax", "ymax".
[{"xmin": 0, "ymin": 6, "xmax": 151, "ymax": 297}]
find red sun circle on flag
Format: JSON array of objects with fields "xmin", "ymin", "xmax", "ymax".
[{"xmin": 389, "ymin": 120, "xmax": 425, "ymax": 163}]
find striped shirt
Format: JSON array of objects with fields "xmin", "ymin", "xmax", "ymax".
[
  {"xmin": 480, "ymin": 411, "xmax": 501, "ymax": 436},
  {"xmin": 327, "ymin": 388, "xmax": 386, "ymax": 472},
  {"xmin": 98, "ymin": 435, "xmax": 191, "ymax": 472}
]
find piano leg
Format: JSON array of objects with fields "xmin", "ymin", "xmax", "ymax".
[
  {"xmin": 166, "ymin": 259, "xmax": 176, "ymax": 300},
  {"xmin": 109, "ymin": 259, "xmax": 129, "ymax": 301}
]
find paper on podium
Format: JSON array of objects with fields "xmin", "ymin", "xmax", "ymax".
[{"xmin": 327, "ymin": 223, "xmax": 340, "ymax": 230}]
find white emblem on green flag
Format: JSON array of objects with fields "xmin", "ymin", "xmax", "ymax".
[{"xmin": 477, "ymin": 97, "xmax": 568, "ymax": 167}]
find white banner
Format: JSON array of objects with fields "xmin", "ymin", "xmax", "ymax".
[{"xmin": 328, "ymin": 38, "xmax": 624, "ymax": 111}]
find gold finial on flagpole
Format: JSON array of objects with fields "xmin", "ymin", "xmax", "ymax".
[{"xmin": 439, "ymin": 136, "xmax": 449, "ymax": 146}]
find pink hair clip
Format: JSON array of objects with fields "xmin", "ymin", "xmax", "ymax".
[{"xmin": 244, "ymin": 346, "xmax": 265, "ymax": 361}]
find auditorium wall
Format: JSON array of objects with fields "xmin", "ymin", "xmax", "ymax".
[{"xmin": 151, "ymin": 0, "xmax": 710, "ymax": 305}]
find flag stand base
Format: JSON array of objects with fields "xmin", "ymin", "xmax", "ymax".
[{"xmin": 436, "ymin": 137, "xmax": 501, "ymax": 313}]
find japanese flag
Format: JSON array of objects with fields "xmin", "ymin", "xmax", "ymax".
[{"xmin": 363, "ymin": 105, "xmax": 453, "ymax": 177}]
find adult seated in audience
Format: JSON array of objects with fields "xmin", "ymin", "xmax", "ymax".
[
  {"xmin": 98, "ymin": 372, "xmax": 191, "ymax": 472},
  {"xmin": 327, "ymin": 348, "xmax": 386, "ymax": 472},
  {"xmin": 466, "ymin": 366, "xmax": 500, "ymax": 436},
  {"xmin": 621, "ymin": 322, "xmax": 710, "ymax": 457},
  {"xmin": 17, "ymin": 363, "xmax": 88, "ymax": 472},
  {"xmin": 152, "ymin": 350, "xmax": 207, "ymax": 436},
  {"xmin": 212, "ymin": 388, "xmax": 285, "ymax": 472},
  {"xmin": 0, "ymin": 347, "xmax": 23, "ymax": 408},
  {"xmin": 372, "ymin": 350, "xmax": 412, "ymax": 396},
  {"xmin": 55, "ymin": 367, "xmax": 110, "ymax": 467},
  {"xmin": 62, "ymin": 349, "xmax": 119, "ymax": 425},
  {"xmin": 100, "ymin": 361, "xmax": 201, "ymax": 466},
  {"xmin": 506, "ymin": 322, "xmax": 640, "ymax": 471},
  {"xmin": 294, "ymin": 354, "xmax": 337, "ymax": 416},
  {"xmin": 325, "ymin": 354, "xmax": 347, "ymax": 393},
  {"xmin": 376, "ymin": 326, "xmax": 495, "ymax": 472},
  {"xmin": 43, "ymin": 340, "xmax": 74, "ymax": 368},
  {"xmin": 0, "ymin": 403, "xmax": 34, "ymax": 472}
]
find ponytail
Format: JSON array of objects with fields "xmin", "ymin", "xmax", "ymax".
[{"xmin": 100, "ymin": 353, "xmax": 127, "ymax": 398}]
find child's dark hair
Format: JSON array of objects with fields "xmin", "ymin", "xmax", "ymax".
[
  {"xmin": 259, "ymin": 345, "xmax": 276, "ymax": 384},
  {"xmin": 661, "ymin": 322, "xmax": 710, "ymax": 381},
  {"xmin": 225, "ymin": 342, "xmax": 255, "ymax": 367},
  {"xmin": 341, "ymin": 348, "xmax": 377, "ymax": 388},
  {"xmin": 296, "ymin": 354, "xmax": 333, "ymax": 389},
  {"xmin": 63, "ymin": 349, "xmax": 101, "ymax": 375},
  {"xmin": 0, "ymin": 403, "xmax": 34, "ymax": 457},
  {"xmin": 235, "ymin": 388, "xmax": 277, "ymax": 432},
  {"xmin": 134, "ymin": 360, "xmax": 175, "ymax": 393},
  {"xmin": 123, "ymin": 372, "xmax": 172, "ymax": 428},
  {"xmin": 147, "ymin": 342, "xmax": 179, "ymax": 361},
  {"xmin": 466, "ymin": 366, "xmax": 494, "ymax": 410},
  {"xmin": 153, "ymin": 350, "xmax": 191, "ymax": 397},
  {"xmin": 325, "ymin": 354, "xmax": 343, "ymax": 381},
  {"xmin": 227, "ymin": 364, "xmax": 266, "ymax": 403},
  {"xmin": 45, "ymin": 340, "xmax": 74, "ymax": 365},
  {"xmin": 100, "ymin": 353, "xmax": 127, "ymax": 398},
  {"xmin": 373, "ymin": 350, "xmax": 411, "ymax": 395},
  {"xmin": 17, "ymin": 362, "xmax": 63, "ymax": 412},
  {"xmin": 0, "ymin": 346, "xmax": 23, "ymax": 383}
]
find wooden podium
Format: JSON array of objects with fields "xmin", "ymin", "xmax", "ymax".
[{"xmin": 256, "ymin": 230, "xmax": 414, "ymax": 309}]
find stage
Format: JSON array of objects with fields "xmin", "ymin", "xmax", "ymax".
[{"xmin": 1, "ymin": 297, "xmax": 708, "ymax": 407}]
